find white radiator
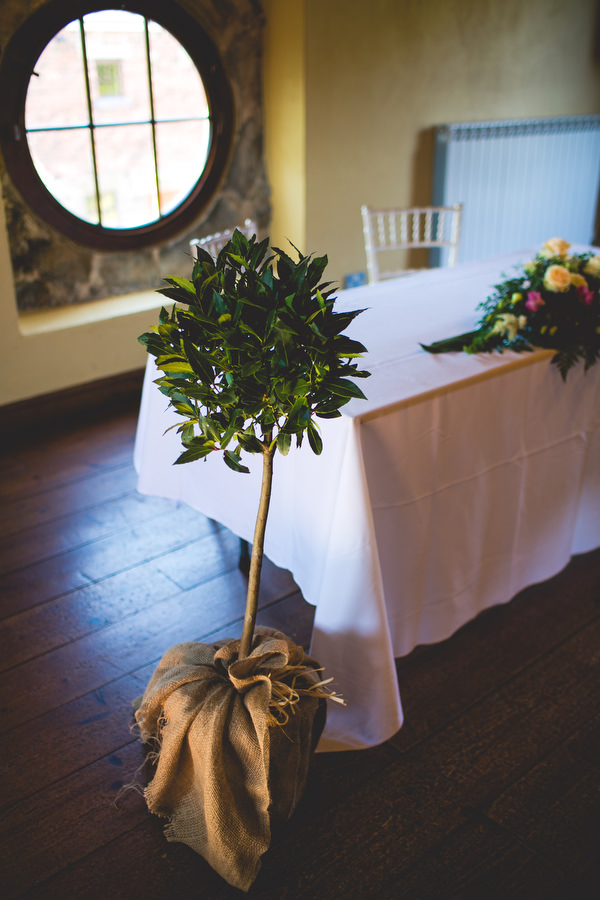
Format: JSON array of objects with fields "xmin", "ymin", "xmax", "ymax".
[{"xmin": 432, "ymin": 115, "xmax": 600, "ymax": 264}]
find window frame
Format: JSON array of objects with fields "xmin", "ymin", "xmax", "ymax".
[{"xmin": 0, "ymin": 0, "xmax": 235, "ymax": 251}]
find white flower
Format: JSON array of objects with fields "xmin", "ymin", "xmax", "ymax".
[
  {"xmin": 491, "ymin": 313, "xmax": 522, "ymax": 342},
  {"xmin": 583, "ymin": 256, "xmax": 600, "ymax": 278}
]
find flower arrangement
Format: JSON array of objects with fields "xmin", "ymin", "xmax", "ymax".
[{"xmin": 421, "ymin": 238, "xmax": 600, "ymax": 379}]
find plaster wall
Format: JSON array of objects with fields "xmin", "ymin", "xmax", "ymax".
[
  {"xmin": 262, "ymin": 0, "xmax": 306, "ymax": 254},
  {"xmin": 303, "ymin": 0, "xmax": 600, "ymax": 285}
]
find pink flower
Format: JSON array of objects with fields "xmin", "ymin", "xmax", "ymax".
[
  {"xmin": 577, "ymin": 284, "xmax": 595, "ymax": 306},
  {"xmin": 525, "ymin": 291, "xmax": 545, "ymax": 312}
]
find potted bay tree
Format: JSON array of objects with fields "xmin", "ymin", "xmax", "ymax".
[{"xmin": 133, "ymin": 228, "xmax": 370, "ymax": 891}]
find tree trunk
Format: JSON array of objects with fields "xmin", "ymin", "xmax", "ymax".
[{"xmin": 238, "ymin": 446, "xmax": 275, "ymax": 659}]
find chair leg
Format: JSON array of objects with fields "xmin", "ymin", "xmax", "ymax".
[{"xmin": 238, "ymin": 538, "xmax": 251, "ymax": 575}]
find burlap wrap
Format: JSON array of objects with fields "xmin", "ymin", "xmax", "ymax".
[{"xmin": 134, "ymin": 627, "xmax": 325, "ymax": 892}]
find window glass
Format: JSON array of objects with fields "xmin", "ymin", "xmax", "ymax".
[
  {"xmin": 27, "ymin": 128, "xmax": 98, "ymax": 223},
  {"xmin": 155, "ymin": 120, "xmax": 211, "ymax": 215},
  {"xmin": 149, "ymin": 22, "xmax": 209, "ymax": 122},
  {"xmin": 84, "ymin": 11, "xmax": 150, "ymax": 124},
  {"xmin": 94, "ymin": 123, "xmax": 159, "ymax": 227},
  {"xmin": 25, "ymin": 24, "xmax": 89, "ymax": 129}
]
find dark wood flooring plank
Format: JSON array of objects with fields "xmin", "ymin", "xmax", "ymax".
[
  {"xmin": 0, "ymin": 502, "xmax": 220, "ymax": 617},
  {"xmin": 486, "ymin": 710, "xmax": 600, "ymax": 873},
  {"xmin": 0, "ymin": 412, "xmax": 136, "ymax": 501},
  {"xmin": 0, "ymin": 491, "xmax": 182, "ymax": 573},
  {"xmin": 0, "ymin": 561, "xmax": 177, "ymax": 671},
  {"xmin": 391, "ymin": 620, "xmax": 600, "ymax": 797},
  {"xmin": 0, "ymin": 639, "xmax": 125, "ymax": 733},
  {"xmin": 15, "ymin": 818, "xmax": 264, "ymax": 900},
  {"xmin": 0, "ymin": 673, "xmax": 146, "ymax": 811},
  {"xmin": 0, "ymin": 554, "xmax": 94, "ymax": 619},
  {"xmin": 376, "ymin": 814, "xmax": 563, "ymax": 900},
  {"xmin": 0, "ymin": 740, "xmax": 148, "ymax": 899},
  {"xmin": 0, "ymin": 464, "xmax": 139, "ymax": 539},
  {"xmin": 62, "ymin": 503, "xmax": 230, "ymax": 584}
]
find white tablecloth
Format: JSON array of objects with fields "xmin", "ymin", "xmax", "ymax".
[{"xmin": 134, "ymin": 249, "xmax": 600, "ymax": 751}]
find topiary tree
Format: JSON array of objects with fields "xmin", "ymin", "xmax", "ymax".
[{"xmin": 138, "ymin": 228, "xmax": 370, "ymax": 659}]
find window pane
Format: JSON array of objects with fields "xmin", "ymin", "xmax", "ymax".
[
  {"xmin": 94, "ymin": 123, "xmax": 158, "ymax": 227},
  {"xmin": 83, "ymin": 11, "xmax": 151, "ymax": 126},
  {"xmin": 155, "ymin": 120, "xmax": 211, "ymax": 214},
  {"xmin": 25, "ymin": 23, "xmax": 89, "ymax": 129},
  {"xmin": 149, "ymin": 21, "xmax": 209, "ymax": 122},
  {"xmin": 27, "ymin": 129, "xmax": 98, "ymax": 223}
]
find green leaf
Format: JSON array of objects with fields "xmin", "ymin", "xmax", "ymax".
[
  {"xmin": 276, "ymin": 430, "xmax": 292, "ymax": 456},
  {"xmin": 315, "ymin": 408, "xmax": 342, "ymax": 419},
  {"xmin": 172, "ymin": 401, "xmax": 196, "ymax": 417},
  {"xmin": 326, "ymin": 309, "xmax": 365, "ymax": 335},
  {"xmin": 326, "ymin": 378, "xmax": 368, "ymax": 400},
  {"xmin": 237, "ymin": 430, "xmax": 264, "ymax": 453},
  {"xmin": 308, "ymin": 257, "xmax": 328, "ymax": 286},
  {"xmin": 307, "ymin": 421, "xmax": 323, "ymax": 454},
  {"xmin": 174, "ymin": 445, "xmax": 213, "ymax": 464},
  {"xmin": 166, "ymin": 275, "xmax": 195, "ymax": 292},
  {"xmin": 157, "ymin": 359, "xmax": 195, "ymax": 375},
  {"xmin": 181, "ymin": 422, "xmax": 195, "ymax": 442},
  {"xmin": 183, "ymin": 339, "xmax": 215, "ymax": 383},
  {"xmin": 420, "ymin": 331, "xmax": 481, "ymax": 353},
  {"xmin": 333, "ymin": 336, "xmax": 368, "ymax": 357},
  {"xmin": 223, "ymin": 450, "xmax": 250, "ymax": 474},
  {"xmin": 198, "ymin": 414, "xmax": 222, "ymax": 443},
  {"xmin": 217, "ymin": 388, "xmax": 237, "ymax": 406}
]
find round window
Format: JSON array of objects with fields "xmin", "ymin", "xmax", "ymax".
[{"xmin": 0, "ymin": 1, "xmax": 234, "ymax": 250}]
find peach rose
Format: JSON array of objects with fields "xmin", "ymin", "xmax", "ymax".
[
  {"xmin": 583, "ymin": 256, "xmax": 600, "ymax": 278},
  {"xmin": 543, "ymin": 264, "xmax": 571, "ymax": 292},
  {"xmin": 540, "ymin": 238, "xmax": 571, "ymax": 258}
]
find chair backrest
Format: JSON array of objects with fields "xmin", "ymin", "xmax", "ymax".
[
  {"xmin": 361, "ymin": 204, "xmax": 462, "ymax": 283},
  {"xmin": 190, "ymin": 218, "xmax": 257, "ymax": 259}
]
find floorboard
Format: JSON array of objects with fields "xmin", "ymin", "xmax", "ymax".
[{"xmin": 1, "ymin": 400, "xmax": 599, "ymax": 899}]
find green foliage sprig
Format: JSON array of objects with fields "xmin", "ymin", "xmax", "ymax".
[
  {"xmin": 421, "ymin": 238, "xmax": 600, "ymax": 380},
  {"xmin": 139, "ymin": 228, "xmax": 370, "ymax": 470}
]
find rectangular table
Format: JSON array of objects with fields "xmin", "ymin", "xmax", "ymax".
[{"xmin": 134, "ymin": 249, "xmax": 600, "ymax": 751}]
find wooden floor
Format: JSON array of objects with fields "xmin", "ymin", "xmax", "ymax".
[{"xmin": 1, "ymin": 400, "xmax": 599, "ymax": 900}]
